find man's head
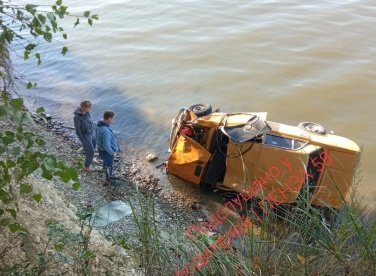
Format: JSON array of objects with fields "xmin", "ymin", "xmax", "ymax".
[
  {"xmin": 103, "ymin": 111, "xmax": 115, "ymax": 124},
  {"xmin": 80, "ymin": 100, "xmax": 92, "ymax": 113}
]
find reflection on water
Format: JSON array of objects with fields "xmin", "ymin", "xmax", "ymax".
[{"xmin": 12, "ymin": 0, "xmax": 376, "ymax": 207}]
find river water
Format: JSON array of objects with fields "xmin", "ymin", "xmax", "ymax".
[{"xmin": 12, "ymin": 0, "xmax": 375, "ymax": 208}]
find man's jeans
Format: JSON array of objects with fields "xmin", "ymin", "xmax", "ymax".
[
  {"xmin": 81, "ymin": 134, "xmax": 96, "ymax": 168},
  {"xmin": 98, "ymin": 150, "xmax": 114, "ymax": 182}
]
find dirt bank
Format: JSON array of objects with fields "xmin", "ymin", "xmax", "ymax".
[{"xmin": 0, "ymin": 112, "xmax": 210, "ymax": 274}]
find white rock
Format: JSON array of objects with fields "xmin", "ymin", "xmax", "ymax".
[{"xmin": 145, "ymin": 153, "xmax": 158, "ymax": 162}]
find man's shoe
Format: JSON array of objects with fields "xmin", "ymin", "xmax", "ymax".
[{"xmin": 110, "ymin": 179, "xmax": 122, "ymax": 187}]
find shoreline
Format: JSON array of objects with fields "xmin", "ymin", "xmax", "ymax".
[
  {"xmin": 0, "ymin": 102, "xmax": 219, "ymax": 273},
  {"xmin": 31, "ymin": 106, "xmax": 211, "ymax": 222}
]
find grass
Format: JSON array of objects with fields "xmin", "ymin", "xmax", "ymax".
[{"xmin": 129, "ymin": 162, "xmax": 376, "ymax": 276}]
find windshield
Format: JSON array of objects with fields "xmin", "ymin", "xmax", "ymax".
[{"xmin": 220, "ymin": 115, "xmax": 271, "ymax": 143}]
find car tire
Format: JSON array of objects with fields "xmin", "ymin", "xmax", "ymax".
[
  {"xmin": 189, "ymin": 103, "xmax": 212, "ymax": 117},
  {"xmin": 298, "ymin": 122, "xmax": 326, "ymax": 135}
]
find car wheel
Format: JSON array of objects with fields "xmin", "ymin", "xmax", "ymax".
[
  {"xmin": 189, "ymin": 103, "xmax": 212, "ymax": 117},
  {"xmin": 298, "ymin": 122, "xmax": 326, "ymax": 135}
]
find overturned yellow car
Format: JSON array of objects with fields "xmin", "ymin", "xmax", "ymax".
[{"xmin": 167, "ymin": 104, "xmax": 360, "ymax": 209}]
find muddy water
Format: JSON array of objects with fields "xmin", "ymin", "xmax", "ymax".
[{"xmin": 12, "ymin": 1, "xmax": 376, "ymax": 208}]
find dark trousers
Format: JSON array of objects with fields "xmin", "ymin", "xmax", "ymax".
[
  {"xmin": 98, "ymin": 150, "xmax": 114, "ymax": 181},
  {"xmin": 81, "ymin": 134, "xmax": 96, "ymax": 168}
]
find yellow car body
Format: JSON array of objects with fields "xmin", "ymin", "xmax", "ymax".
[{"xmin": 167, "ymin": 108, "xmax": 360, "ymax": 209}]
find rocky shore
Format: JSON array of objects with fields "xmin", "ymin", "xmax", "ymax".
[{"xmin": 0, "ymin": 110, "xmax": 211, "ymax": 274}]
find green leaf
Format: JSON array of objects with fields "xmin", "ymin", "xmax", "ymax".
[
  {"xmin": 82, "ymin": 251, "xmax": 96, "ymax": 259},
  {"xmin": 51, "ymin": 20, "xmax": 58, "ymax": 30},
  {"xmin": 32, "ymin": 193, "xmax": 42, "ymax": 203},
  {"xmin": 16, "ymin": 132, "xmax": 23, "ymax": 142},
  {"xmin": 7, "ymin": 209, "xmax": 17, "ymax": 219},
  {"xmin": 56, "ymin": 0, "xmax": 62, "ymax": 6},
  {"xmin": 83, "ymin": 11, "xmax": 90, "ymax": 17},
  {"xmin": 88, "ymin": 18, "xmax": 93, "ymax": 26},
  {"xmin": 61, "ymin": 46, "xmax": 68, "ymax": 56},
  {"xmin": 47, "ymin": 12, "xmax": 56, "ymax": 22},
  {"xmin": 9, "ymin": 223, "xmax": 22, "ymax": 233},
  {"xmin": 25, "ymin": 43, "xmax": 36, "ymax": 51},
  {"xmin": 25, "ymin": 136, "xmax": 34, "ymax": 149},
  {"xmin": 42, "ymin": 170, "xmax": 53, "ymax": 180},
  {"xmin": 0, "ymin": 218, "xmax": 11, "ymax": 227},
  {"xmin": 20, "ymin": 184, "xmax": 33, "ymax": 194},
  {"xmin": 35, "ymin": 137, "xmax": 45, "ymax": 147},
  {"xmin": 25, "ymin": 4, "xmax": 38, "ymax": 15},
  {"xmin": 43, "ymin": 156, "xmax": 56, "ymax": 170},
  {"xmin": 37, "ymin": 14, "xmax": 46, "ymax": 25},
  {"xmin": 10, "ymin": 98, "xmax": 24, "ymax": 109},
  {"xmin": 36, "ymin": 107, "xmax": 45, "ymax": 113},
  {"xmin": 3, "ymin": 29, "xmax": 14, "ymax": 43},
  {"xmin": 54, "ymin": 241, "xmax": 65, "ymax": 252},
  {"xmin": 91, "ymin": 14, "xmax": 99, "ymax": 20},
  {"xmin": 24, "ymin": 50, "xmax": 30, "ymax": 60},
  {"xmin": 35, "ymin": 53, "xmax": 41, "ymax": 65},
  {"xmin": 23, "ymin": 159, "xmax": 39, "ymax": 174},
  {"xmin": 11, "ymin": 111, "xmax": 23, "ymax": 124},
  {"xmin": 2, "ymin": 131, "xmax": 15, "ymax": 145},
  {"xmin": 0, "ymin": 189, "xmax": 11, "ymax": 204},
  {"xmin": 55, "ymin": 167, "xmax": 77, "ymax": 183},
  {"xmin": 63, "ymin": 33, "xmax": 67, "ymax": 39},
  {"xmin": 0, "ymin": 145, "xmax": 6, "ymax": 155},
  {"xmin": 0, "ymin": 105, "xmax": 9, "ymax": 117},
  {"xmin": 41, "ymin": 165, "xmax": 54, "ymax": 180},
  {"xmin": 27, "ymin": 82, "xmax": 33, "ymax": 89},
  {"xmin": 23, "ymin": 112, "xmax": 35, "ymax": 125},
  {"xmin": 44, "ymin": 32, "xmax": 53, "ymax": 42},
  {"xmin": 58, "ymin": 6, "xmax": 68, "ymax": 16},
  {"xmin": 5, "ymin": 130, "xmax": 15, "ymax": 136},
  {"xmin": 74, "ymin": 18, "xmax": 80, "ymax": 27},
  {"xmin": 6, "ymin": 160, "xmax": 16, "ymax": 168},
  {"xmin": 72, "ymin": 182, "xmax": 80, "ymax": 191}
]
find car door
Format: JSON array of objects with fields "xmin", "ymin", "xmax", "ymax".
[{"xmin": 167, "ymin": 134, "xmax": 212, "ymax": 185}]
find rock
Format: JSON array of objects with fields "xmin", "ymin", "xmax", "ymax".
[
  {"xmin": 41, "ymin": 112, "xmax": 52, "ymax": 120},
  {"xmin": 190, "ymin": 202, "xmax": 201, "ymax": 210},
  {"xmin": 34, "ymin": 236, "xmax": 41, "ymax": 243},
  {"xmin": 130, "ymin": 168, "xmax": 140, "ymax": 175},
  {"xmin": 146, "ymin": 153, "xmax": 158, "ymax": 162}
]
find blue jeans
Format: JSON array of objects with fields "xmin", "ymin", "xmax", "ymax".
[{"xmin": 98, "ymin": 150, "xmax": 114, "ymax": 181}]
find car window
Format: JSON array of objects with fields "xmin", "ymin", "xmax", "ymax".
[
  {"xmin": 265, "ymin": 134, "xmax": 306, "ymax": 150},
  {"xmin": 293, "ymin": 139, "xmax": 306, "ymax": 149}
]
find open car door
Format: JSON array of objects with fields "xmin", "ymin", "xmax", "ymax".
[{"xmin": 167, "ymin": 134, "xmax": 212, "ymax": 185}]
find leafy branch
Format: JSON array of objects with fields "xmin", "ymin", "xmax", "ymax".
[
  {"xmin": 0, "ymin": 0, "xmax": 98, "ymax": 74},
  {"xmin": 0, "ymin": 96, "xmax": 81, "ymax": 235}
]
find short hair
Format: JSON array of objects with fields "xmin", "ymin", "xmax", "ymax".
[
  {"xmin": 80, "ymin": 100, "xmax": 92, "ymax": 108},
  {"xmin": 103, "ymin": 111, "xmax": 115, "ymax": 120}
]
